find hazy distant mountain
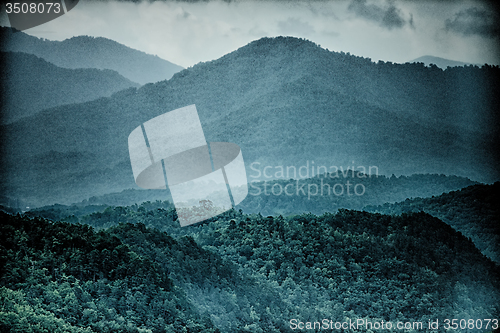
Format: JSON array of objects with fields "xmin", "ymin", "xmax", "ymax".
[
  {"xmin": 0, "ymin": 27, "xmax": 184, "ymax": 85},
  {"xmin": 410, "ymin": 55, "xmax": 474, "ymax": 69},
  {"xmin": 236, "ymin": 174, "xmax": 477, "ymax": 216},
  {"xmin": 365, "ymin": 182, "xmax": 500, "ymax": 264},
  {"xmin": 1, "ymin": 36, "xmax": 499, "ymax": 206},
  {"xmin": 24, "ymin": 173, "xmax": 476, "ymax": 220},
  {"xmin": 1, "ymin": 51, "xmax": 139, "ymax": 123}
]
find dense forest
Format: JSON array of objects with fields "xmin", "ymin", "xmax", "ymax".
[
  {"xmin": 1, "ymin": 200, "xmax": 499, "ymax": 332},
  {"xmin": 0, "ymin": 211, "xmax": 218, "ymax": 332},
  {"xmin": 365, "ymin": 182, "xmax": 500, "ymax": 264}
]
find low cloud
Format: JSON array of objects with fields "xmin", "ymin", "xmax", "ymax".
[
  {"xmin": 445, "ymin": 7, "xmax": 499, "ymax": 38},
  {"xmin": 348, "ymin": 0, "xmax": 409, "ymax": 30},
  {"xmin": 278, "ymin": 17, "xmax": 315, "ymax": 36}
]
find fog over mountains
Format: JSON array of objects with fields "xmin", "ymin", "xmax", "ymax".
[
  {"xmin": 1, "ymin": 34, "xmax": 499, "ymax": 207},
  {"xmin": 1, "ymin": 27, "xmax": 499, "ymax": 333},
  {"xmin": 0, "ymin": 27, "xmax": 184, "ymax": 85}
]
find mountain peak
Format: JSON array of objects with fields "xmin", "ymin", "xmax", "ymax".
[
  {"xmin": 0, "ymin": 27, "xmax": 183, "ymax": 84},
  {"xmin": 221, "ymin": 36, "xmax": 323, "ymax": 61},
  {"xmin": 247, "ymin": 36, "xmax": 318, "ymax": 48},
  {"xmin": 410, "ymin": 55, "xmax": 476, "ymax": 69}
]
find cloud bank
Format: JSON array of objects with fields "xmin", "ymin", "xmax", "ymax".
[
  {"xmin": 3, "ymin": 0, "xmax": 498, "ymax": 68},
  {"xmin": 348, "ymin": 0, "xmax": 411, "ymax": 30},
  {"xmin": 445, "ymin": 7, "xmax": 499, "ymax": 38}
]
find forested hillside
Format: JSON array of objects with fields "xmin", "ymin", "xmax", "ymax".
[
  {"xmin": 24, "ymin": 178, "xmax": 496, "ymax": 270},
  {"xmin": 2, "ymin": 36, "xmax": 499, "ymax": 207},
  {"xmin": 2, "ymin": 205, "xmax": 498, "ymax": 332},
  {"xmin": 365, "ymin": 182, "xmax": 500, "ymax": 264},
  {"xmin": 1, "ymin": 4, "xmax": 498, "ymax": 332},
  {"xmin": 0, "ymin": 212, "xmax": 220, "ymax": 332},
  {"xmin": 21, "ymin": 173, "xmax": 476, "ymax": 219}
]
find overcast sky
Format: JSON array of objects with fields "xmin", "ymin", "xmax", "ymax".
[{"xmin": 2, "ymin": 0, "xmax": 499, "ymax": 68}]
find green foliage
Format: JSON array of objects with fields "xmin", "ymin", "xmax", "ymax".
[
  {"xmin": 2, "ymin": 193, "xmax": 499, "ymax": 332},
  {"xmin": 365, "ymin": 182, "xmax": 500, "ymax": 263},
  {"xmin": 0, "ymin": 286, "xmax": 93, "ymax": 333},
  {"xmin": 0, "ymin": 212, "xmax": 218, "ymax": 333},
  {"xmin": 190, "ymin": 210, "xmax": 500, "ymax": 331}
]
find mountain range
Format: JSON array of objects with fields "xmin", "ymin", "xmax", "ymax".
[
  {"xmin": 1, "ymin": 30, "xmax": 498, "ymax": 331},
  {"xmin": 1, "ymin": 35, "xmax": 499, "ymax": 207},
  {"xmin": 20, "ymin": 175, "xmax": 498, "ymax": 265},
  {"xmin": 20, "ymin": 173, "xmax": 477, "ymax": 222},
  {"xmin": 0, "ymin": 27, "xmax": 184, "ymax": 85},
  {"xmin": 0, "ymin": 51, "xmax": 139, "ymax": 123}
]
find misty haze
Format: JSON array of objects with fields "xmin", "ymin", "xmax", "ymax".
[{"xmin": 1, "ymin": 1, "xmax": 499, "ymax": 332}]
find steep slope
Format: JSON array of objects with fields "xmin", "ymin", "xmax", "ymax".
[
  {"xmin": 1, "ymin": 36, "xmax": 498, "ymax": 207},
  {"xmin": 188, "ymin": 210, "xmax": 500, "ymax": 332},
  {"xmin": 0, "ymin": 51, "xmax": 139, "ymax": 123},
  {"xmin": 364, "ymin": 182, "xmax": 500, "ymax": 264},
  {"xmin": 0, "ymin": 27, "xmax": 184, "ymax": 85}
]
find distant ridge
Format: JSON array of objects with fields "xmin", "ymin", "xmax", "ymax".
[
  {"xmin": 0, "ymin": 27, "xmax": 184, "ymax": 85},
  {"xmin": 410, "ymin": 55, "xmax": 476, "ymax": 69},
  {"xmin": 1, "ymin": 51, "xmax": 139, "ymax": 123}
]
